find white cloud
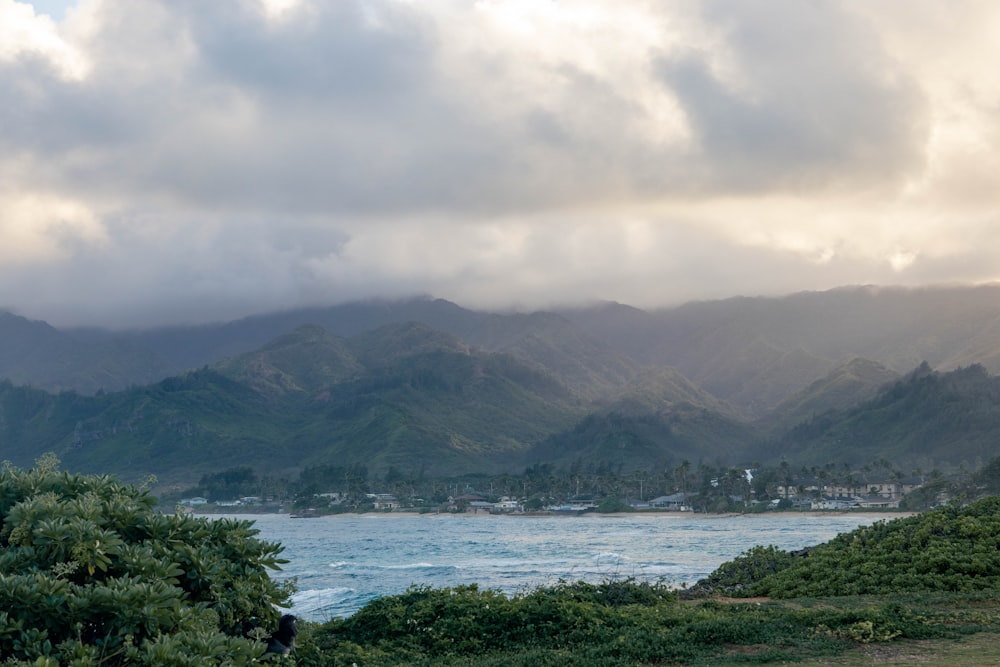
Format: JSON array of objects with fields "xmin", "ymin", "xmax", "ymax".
[
  {"xmin": 0, "ymin": 192, "xmax": 105, "ymax": 263},
  {"xmin": 0, "ymin": 0, "xmax": 89, "ymax": 78}
]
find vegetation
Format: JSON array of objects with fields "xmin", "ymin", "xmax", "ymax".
[
  {"xmin": 687, "ymin": 496, "xmax": 1000, "ymax": 599},
  {"xmin": 769, "ymin": 362, "xmax": 1000, "ymax": 468},
  {"xmin": 0, "ymin": 325, "xmax": 585, "ymax": 482},
  {"xmin": 0, "ymin": 457, "xmax": 291, "ymax": 665},
  {"xmin": 292, "ymin": 583, "xmax": 1000, "ymax": 666},
  {"xmin": 8, "ymin": 305, "xmax": 1000, "ymax": 487},
  {"xmin": 11, "ymin": 460, "xmax": 1000, "ymax": 665}
]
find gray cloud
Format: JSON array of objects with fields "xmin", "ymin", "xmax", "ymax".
[
  {"xmin": 656, "ymin": 0, "xmax": 929, "ymax": 192},
  {"xmin": 0, "ymin": 0, "xmax": 995, "ymax": 327}
]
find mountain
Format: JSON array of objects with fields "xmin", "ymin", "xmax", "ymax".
[
  {"xmin": 214, "ymin": 324, "xmax": 363, "ymax": 395},
  {"xmin": 297, "ymin": 346, "xmax": 580, "ymax": 475},
  {"xmin": 527, "ymin": 406, "xmax": 756, "ymax": 474},
  {"xmin": 0, "ymin": 311, "xmax": 172, "ymax": 394},
  {"xmin": 604, "ymin": 366, "xmax": 739, "ymax": 418},
  {"xmin": 346, "ymin": 321, "xmax": 472, "ymax": 368},
  {"xmin": 765, "ymin": 363, "xmax": 1000, "ymax": 470},
  {"xmin": 757, "ymin": 358, "xmax": 900, "ymax": 436},
  {"xmin": 461, "ymin": 312, "xmax": 641, "ymax": 401},
  {"xmin": 523, "ymin": 365, "xmax": 755, "ymax": 473},
  {"xmin": 11, "ymin": 284, "xmax": 1000, "ymax": 418},
  {"xmin": 93, "ymin": 298, "xmax": 486, "ymax": 373},
  {"xmin": 0, "ymin": 324, "xmax": 585, "ymax": 482},
  {"xmin": 563, "ymin": 284, "xmax": 1000, "ymax": 416},
  {"xmin": 11, "ymin": 316, "xmax": 1000, "ymax": 482}
]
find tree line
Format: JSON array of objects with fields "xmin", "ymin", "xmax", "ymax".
[{"xmin": 169, "ymin": 454, "xmax": 997, "ymax": 513}]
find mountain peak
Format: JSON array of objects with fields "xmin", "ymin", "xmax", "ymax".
[
  {"xmin": 216, "ymin": 324, "xmax": 361, "ymax": 395},
  {"xmin": 348, "ymin": 322, "xmax": 470, "ymax": 368}
]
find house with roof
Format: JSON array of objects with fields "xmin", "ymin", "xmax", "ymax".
[{"xmin": 649, "ymin": 493, "xmax": 692, "ymax": 511}]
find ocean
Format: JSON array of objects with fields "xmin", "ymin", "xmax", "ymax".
[{"xmin": 238, "ymin": 512, "xmax": 884, "ymax": 621}]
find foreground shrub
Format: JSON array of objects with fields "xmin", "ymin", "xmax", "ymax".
[
  {"xmin": 692, "ymin": 496, "xmax": 1000, "ymax": 598},
  {"xmin": 306, "ymin": 579, "xmax": 982, "ymax": 666},
  {"xmin": 0, "ymin": 456, "xmax": 292, "ymax": 665}
]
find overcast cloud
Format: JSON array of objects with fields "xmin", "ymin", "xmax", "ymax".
[{"xmin": 1, "ymin": 0, "xmax": 998, "ymax": 327}]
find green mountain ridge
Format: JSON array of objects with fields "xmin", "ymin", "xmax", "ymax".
[
  {"xmin": 0, "ymin": 325, "xmax": 588, "ymax": 482},
  {"xmin": 215, "ymin": 324, "xmax": 364, "ymax": 395},
  {"xmin": 8, "ymin": 286, "xmax": 1000, "ymax": 482},
  {"xmin": 757, "ymin": 357, "xmax": 901, "ymax": 436},
  {"xmin": 528, "ymin": 405, "xmax": 756, "ymax": 474},
  {"xmin": 6, "ymin": 327, "xmax": 1000, "ymax": 483},
  {"xmin": 767, "ymin": 362, "xmax": 1000, "ymax": 470},
  {"xmin": 9, "ymin": 284, "xmax": 1000, "ymax": 417}
]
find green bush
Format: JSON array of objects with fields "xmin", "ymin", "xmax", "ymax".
[
  {"xmin": 683, "ymin": 545, "xmax": 795, "ymax": 598},
  {"xmin": 693, "ymin": 496, "xmax": 1000, "ymax": 599},
  {"xmin": 307, "ymin": 578, "xmax": 978, "ymax": 666},
  {"xmin": 0, "ymin": 456, "xmax": 292, "ymax": 665}
]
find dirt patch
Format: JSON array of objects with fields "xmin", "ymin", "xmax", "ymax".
[
  {"xmin": 723, "ymin": 643, "xmax": 773, "ymax": 655},
  {"xmin": 860, "ymin": 641, "xmax": 934, "ymax": 663}
]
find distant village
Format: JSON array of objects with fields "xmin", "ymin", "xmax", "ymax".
[{"xmin": 178, "ymin": 466, "xmax": 935, "ymax": 515}]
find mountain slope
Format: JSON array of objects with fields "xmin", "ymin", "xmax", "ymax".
[
  {"xmin": 296, "ymin": 348, "xmax": 582, "ymax": 474},
  {"xmin": 214, "ymin": 324, "xmax": 363, "ymax": 395},
  {"xmin": 0, "ymin": 311, "xmax": 172, "ymax": 394},
  {"xmin": 85, "ymin": 298, "xmax": 486, "ymax": 374},
  {"xmin": 758, "ymin": 358, "xmax": 900, "ymax": 436},
  {"xmin": 12, "ymin": 284, "xmax": 1000, "ymax": 425},
  {"xmin": 465, "ymin": 312, "xmax": 641, "ymax": 401},
  {"xmin": 768, "ymin": 363, "xmax": 1000, "ymax": 469},
  {"xmin": 527, "ymin": 405, "xmax": 755, "ymax": 474},
  {"xmin": 564, "ymin": 285, "xmax": 1000, "ymax": 416},
  {"xmin": 662, "ymin": 286, "xmax": 1000, "ymax": 408},
  {"xmin": 1, "ymin": 325, "xmax": 586, "ymax": 482}
]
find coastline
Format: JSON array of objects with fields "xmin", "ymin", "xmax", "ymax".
[{"xmin": 203, "ymin": 508, "xmax": 916, "ymax": 520}]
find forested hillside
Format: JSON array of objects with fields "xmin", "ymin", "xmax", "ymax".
[
  {"xmin": 766, "ymin": 363, "xmax": 1000, "ymax": 470},
  {"xmin": 7, "ymin": 284, "xmax": 1000, "ymax": 415},
  {"xmin": 7, "ymin": 285, "xmax": 1000, "ymax": 483},
  {"xmin": 0, "ymin": 325, "xmax": 587, "ymax": 482}
]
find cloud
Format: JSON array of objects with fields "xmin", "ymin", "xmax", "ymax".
[
  {"xmin": 0, "ymin": 0, "xmax": 89, "ymax": 78},
  {"xmin": 655, "ymin": 1, "xmax": 929, "ymax": 193},
  {"xmin": 0, "ymin": 0, "xmax": 997, "ymax": 327}
]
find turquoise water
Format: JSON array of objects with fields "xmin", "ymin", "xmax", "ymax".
[{"xmin": 240, "ymin": 512, "xmax": 881, "ymax": 620}]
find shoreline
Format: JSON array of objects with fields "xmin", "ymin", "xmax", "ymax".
[{"xmin": 201, "ymin": 508, "xmax": 915, "ymax": 520}]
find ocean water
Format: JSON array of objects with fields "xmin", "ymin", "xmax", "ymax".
[{"xmin": 238, "ymin": 512, "xmax": 883, "ymax": 621}]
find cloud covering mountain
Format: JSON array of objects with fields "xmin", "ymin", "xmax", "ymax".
[{"xmin": 2, "ymin": 0, "xmax": 998, "ymax": 327}]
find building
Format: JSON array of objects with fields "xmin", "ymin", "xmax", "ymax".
[{"xmin": 649, "ymin": 493, "xmax": 692, "ymax": 511}]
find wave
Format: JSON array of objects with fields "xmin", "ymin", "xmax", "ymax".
[
  {"xmin": 291, "ymin": 587, "xmax": 356, "ymax": 611},
  {"xmin": 290, "ymin": 587, "xmax": 372, "ymax": 622},
  {"xmin": 593, "ymin": 552, "xmax": 631, "ymax": 564},
  {"xmin": 380, "ymin": 562, "xmax": 446, "ymax": 570}
]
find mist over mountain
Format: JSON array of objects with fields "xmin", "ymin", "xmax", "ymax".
[
  {"xmin": 5, "ymin": 284, "xmax": 1000, "ymax": 483},
  {"xmin": 757, "ymin": 358, "xmax": 901, "ymax": 436},
  {"xmin": 561, "ymin": 284, "xmax": 1000, "ymax": 416},
  {"xmin": 0, "ymin": 323, "xmax": 585, "ymax": 482},
  {"xmin": 763, "ymin": 363, "xmax": 1000, "ymax": 471},
  {"xmin": 6, "ymin": 284, "xmax": 1000, "ymax": 411}
]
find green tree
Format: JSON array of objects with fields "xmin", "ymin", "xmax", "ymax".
[{"xmin": 0, "ymin": 456, "xmax": 292, "ymax": 665}]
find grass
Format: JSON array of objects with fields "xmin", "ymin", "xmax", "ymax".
[
  {"xmin": 694, "ymin": 593, "xmax": 1000, "ymax": 667},
  {"xmin": 792, "ymin": 633, "xmax": 1000, "ymax": 666},
  {"xmin": 296, "ymin": 585, "xmax": 1000, "ymax": 667}
]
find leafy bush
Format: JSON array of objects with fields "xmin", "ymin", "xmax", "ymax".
[
  {"xmin": 0, "ymin": 456, "xmax": 292, "ymax": 665},
  {"xmin": 682, "ymin": 545, "xmax": 797, "ymax": 597},
  {"xmin": 695, "ymin": 496, "xmax": 1000, "ymax": 598},
  {"xmin": 306, "ymin": 578, "xmax": 982, "ymax": 666}
]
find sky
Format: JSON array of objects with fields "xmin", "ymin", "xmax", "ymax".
[{"xmin": 1, "ymin": 0, "xmax": 998, "ymax": 328}]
